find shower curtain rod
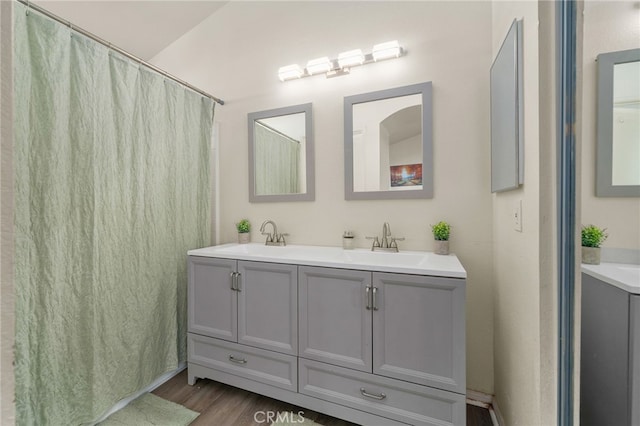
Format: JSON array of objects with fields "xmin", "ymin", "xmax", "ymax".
[
  {"xmin": 18, "ymin": 0, "xmax": 225, "ymax": 106},
  {"xmin": 255, "ymin": 121, "xmax": 300, "ymax": 144}
]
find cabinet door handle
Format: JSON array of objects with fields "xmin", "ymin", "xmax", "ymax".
[
  {"xmin": 360, "ymin": 387, "xmax": 386, "ymax": 400},
  {"xmin": 230, "ymin": 272, "xmax": 237, "ymax": 291},
  {"xmin": 372, "ymin": 287, "xmax": 379, "ymax": 311},
  {"xmin": 228, "ymin": 355, "xmax": 247, "ymax": 364},
  {"xmin": 365, "ymin": 286, "xmax": 371, "ymax": 310},
  {"xmin": 236, "ymin": 272, "xmax": 242, "ymax": 292}
]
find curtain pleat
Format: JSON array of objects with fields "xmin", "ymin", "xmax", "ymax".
[{"xmin": 14, "ymin": 4, "xmax": 213, "ymax": 424}]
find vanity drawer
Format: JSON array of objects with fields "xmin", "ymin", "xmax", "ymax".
[
  {"xmin": 299, "ymin": 358, "xmax": 466, "ymax": 426},
  {"xmin": 188, "ymin": 333, "xmax": 297, "ymax": 391}
]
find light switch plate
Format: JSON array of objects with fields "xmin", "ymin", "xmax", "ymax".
[{"xmin": 514, "ymin": 199, "xmax": 522, "ymax": 232}]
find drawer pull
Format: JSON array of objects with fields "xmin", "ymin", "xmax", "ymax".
[
  {"xmin": 229, "ymin": 272, "xmax": 242, "ymax": 291},
  {"xmin": 230, "ymin": 272, "xmax": 237, "ymax": 291},
  {"xmin": 365, "ymin": 286, "xmax": 371, "ymax": 310},
  {"xmin": 372, "ymin": 287, "xmax": 379, "ymax": 311},
  {"xmin": 228, "ymin": 355, "xmax": 247, "ymax": 364},
  {"xmin": 360, "ymin": 387, "xmax": 386, "ymax": 400}
]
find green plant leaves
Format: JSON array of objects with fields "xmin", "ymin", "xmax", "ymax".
[
  {"xmin": 431, "ymin": 221, "xmax": 451, "ymax": 241},
  {"xmin": 581, "ymin": 224, "xmax": 608, "ymax": 248},
  {"xmin": 236, "ymin": 219, "xmax": 251, "ymax": 233}
]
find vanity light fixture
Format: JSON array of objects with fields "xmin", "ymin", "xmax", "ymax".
[
  {"xmin": 337, "ymin": 49, "xmax": 365, "ymax": 69},
  {"xmin": 306, "ymin": 57, "xmax": 332, "ymax": 75},
  {"xmin": 277, "ymin": 40, "xmax": 404, "ymax": 82},
  {"xmin": 278, "ymin": 64, "xmax": 304, "ymax": 81},
  {"xmin": 372, "ymin": 40, "xmax": 402, "ymax": 61}
]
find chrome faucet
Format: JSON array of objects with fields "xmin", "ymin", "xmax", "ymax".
[
  {"xmin": 260, "ymin": 220, "xmax": 277, "ymax": 242},
  {"xmin": 366, "ymin": 222, "xmax": 404, "ymax": 252},
  {"xmin": 259, "ymin": 220, "xmax": 288, "ymax": 246},
  {"xmin": 381, "ymin": 222, "xmax": 392, "ymax": 248}
]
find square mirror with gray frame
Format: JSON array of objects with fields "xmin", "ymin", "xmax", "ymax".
[
  {"xmin": 248, "ymin": 103, "xmax": 315, "ymax": 202},
  {"xmin": 344, "ymin": 82, "xmax": 433, "ymax": 200},
  {"xmin": 596, "ymin": 48, "xmax": 640, "ymax": 197}
]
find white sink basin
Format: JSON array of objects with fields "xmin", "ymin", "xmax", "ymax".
[
  {"xmin": 214, "ymin": 243, "xmax": 294, "ymax": 257},
  {"xmin": 338, "ymin": 249, "xmax": 438, "ymax": 267},
  {"xmin": 188, "ymin": 243, "xmax": 467, "ymax": 278},
  {"xmin": 582, "ymin": 262, "xmax": 640, "ymax": 294},
  {"xmin": 620, "ymin": 265, "xmax": 640, "ymax": 282}
]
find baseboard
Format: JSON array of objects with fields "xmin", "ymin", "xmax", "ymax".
[
  {"xmin": 466, "ymin": 389, "xmax": 500, "ymax": 426},
  {"xmin": 466, "ymin": 389, "xmax": 493, "ymax": 407},
  {"xmin": 491, "ymin": 396, "xmax": 506, "ymax": 426},
  {"xmin": 92, "ymin": 362, "xmax": 187, "ymax": 425}
]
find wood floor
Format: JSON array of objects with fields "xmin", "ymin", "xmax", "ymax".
[{"xmin": 153, "ymin": 370, "xmax": 494, "ymax": 426}]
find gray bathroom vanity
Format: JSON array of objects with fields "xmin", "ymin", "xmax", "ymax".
[
  {"xmin": 186, "ymin": 243, "xmax": 467, "ymax": 426},
  {"xmin": 581, "ymin": 262, "xmax": 640, "ymax": 426}
]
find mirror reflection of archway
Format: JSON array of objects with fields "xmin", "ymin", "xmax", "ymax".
[{"xmin": 381, "ymin": 105, "xmax": 423, "ymax": 190}]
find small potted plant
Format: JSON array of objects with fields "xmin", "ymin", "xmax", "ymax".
[
  {"xmin": 236, "ymin": 219, "xmax": 251, "ymax": 244},
  {"xmin": 581, "ymin": 224, "xmax": 608, "ymax": 265},
  {"xmin": 431, "ymin": 221, "xmax": 451, "ymax": 255}
]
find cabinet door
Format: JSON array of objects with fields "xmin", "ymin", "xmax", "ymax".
[
  {"xmin": 580, "ymin": 274, "xmax": 630, "ymax": 426},
  {"xmin": 299, "ymin": 266, "xmax": 372, "ymax": 372},
  {"xmin": 631, "ymin": 295, "xmax": 640, "ymax": 426},
  {"xmin": 237, "ymin": 261, "xmax": 298, "ymax": 355},
  {"xmin": 188, "ymin": 256, "xmax": 237, "ymax": 342},
  {"xmin": 373, "ymin": 273, "xmax": 466, "ymax": 394}
]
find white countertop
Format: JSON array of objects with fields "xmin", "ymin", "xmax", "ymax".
[
  {"xmin": 582, "ymin": 262, "xmax": 640, "ymax": 295},
  {"xmin": 188, "ymin": 243, "xmax": 467, "ymax": 279}
]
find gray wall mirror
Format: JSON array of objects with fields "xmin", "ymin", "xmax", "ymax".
[
  {"xmin": 344, "ymin": 82, "xmax": 433, "ymax": 200},
  {"xmin": 490, "ymin": 18, "xmax": 524, "ymax": 193},
  {"xmin": 248, "ymin": 103, "xmax": 315, "ymax": 202},
  {"xmin": 596, "ymin": 48, "xmax": 640, "ymax": 197}
]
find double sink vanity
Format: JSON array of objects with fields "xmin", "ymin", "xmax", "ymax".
[
  {"xmin": 196, "ymin": 78, "xmax": 463, "ymax": 425},
  {"xmin": 186, "ymin": 242, "xmax": 467, "ymax": 426}
]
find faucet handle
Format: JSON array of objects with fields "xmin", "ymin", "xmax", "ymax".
[
  {"xmin": 389, "ymin": 237, "xmax": 405, "ymax": 248},
  {"xmin": 366, "ymin": 236, "xmax": 381, "ymax": 249},
  {"xmin": 277, "ymin": 233, "xmax": 289, "ymax": 244}
]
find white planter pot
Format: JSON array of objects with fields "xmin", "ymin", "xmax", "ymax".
[
  {"xmin": 581, "ymin": 246, "xmax": 601, "ymax": 265},
  {"xmin": 434, "ymin": 240, "xmax": 449, "ymax": 255},
  {"xmin": 238, "ymin": 232, "xmax": 250, "ymax": 244}
]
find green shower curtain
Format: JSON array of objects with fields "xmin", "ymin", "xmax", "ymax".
[
  {"xmin": 254, "ymin": 122, "xmax": 300, "ymax": 195},
  {"xmin": 13, "ymin": 4, "xmax": 213, "ymax": 425}
]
